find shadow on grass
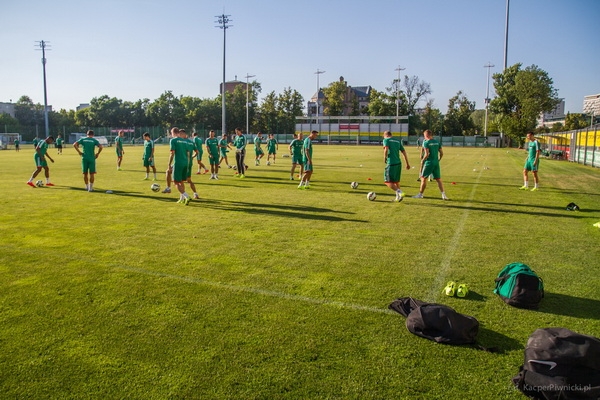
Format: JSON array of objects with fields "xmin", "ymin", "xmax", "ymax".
[
  {"xmin": 537, "ymin": 292, "xmax": 600, "ymax": 320},
  {"xmin": 477, "ymin": 327, "xmax": 523, "ymax": 354}
]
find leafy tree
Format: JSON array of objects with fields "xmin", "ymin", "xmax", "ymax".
[
  {"xmin": 550, "ymin": 122, "xmax": 564, "ymax": 132},
  {"xmin": 322, "ymin": 78, "xmax": 349, "ymax": 116},
  {"xmin": 444, "ymin": 91, "xmax": 476, "ymax": 136},
  {"xmin": 490, "ymin": 63, "xmax": 560, "ymax": 142},
  {"xmin": 402, "ymin": 75, "xmax": 432, "ymax": 115},
  {"xmin": 256, "ymin": 91, "xmax": 278, "ymax": 134},
  {"xmin": 276, "ymin": 87, "xmax": 304, "ymax": 134},
  {"xmin": 15, "ymin": 95, "xmax": 43, "ymax": 126},
  {"xmin": 0, "ymin": 112, "xmax": 19, "ymax": 127},
  {"xmin": 126, "ymin": 99, "xmax": 152, "ymax": 127},
  {"xmin": 419, "ymin": 100, "xmax": 444, "ymax": 136},
  {"xmin": 146, "ymin": 91, "xmax": 185, "ymax": 128},
  {"xmin": 366, "ymin": 88, "xmax": 396, "ymax": 117},
  {"xmin": 86, "ymin": 95, "xmax": 126, "ymax": 126},
  {"xmin": 564, "ymin": 113, "xmax": 589, "ymax": 131}
]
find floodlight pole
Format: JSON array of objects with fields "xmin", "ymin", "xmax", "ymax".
[
  {"xmin": 245, "ymin": 73, "xmax": 255, "ymax": 136},
  {"xmin": 36, "ymin": 40, "xmax": 51, "ymax": 138},
  {"xmin": 395, "ymin": 65, "xmax": 405, "ymax": 124},
  {"xmin": 484, "ymin": 63, "xmax": 494, "ymax": 137},
  {"xmin": 215, "ymin": 14, "xmax": 232, "ymax": 135},
  {"xmin": 503, "ymin": 0, "xmax": 510, "ymax": 71},
  {"xmin": 315, "ymin": 69, "xmax": 325, "ymax": 125}
]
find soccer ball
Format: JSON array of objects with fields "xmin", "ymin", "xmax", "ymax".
[
  {"xmin": 350, "ymin": 181, "xmax": 359, "ymax": 189},
  {"xmin": 35, "ymin": 180, "xmax": 44, "ymax": 187},
  {"xmin": 367, "ymin": 192, "xmax": 377, "ymax": 201},
  {"xmin": 150, "ymin": 183, "xmax": 160, "ymax": 192},
  {"xmin": 232, "ymin": 165, "xmax": 237, "ymax": 170},
  {"xmin": 266, "ymin": 161, "xmax": 271, "ymax": 166}
]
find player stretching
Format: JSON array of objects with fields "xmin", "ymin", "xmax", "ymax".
[
  {"xmin": 266, "ymin": 134, "xmax": 278, "ymax": 164},
  {"xmin": 298, "ymin": 130, "xmax": 318, "ymax": 189},
  {"xmin": 27, "ymin": 136, "xmax": 55, "ymax": 187},
  {"xmin": 73, "ymin": 130, "xmax": 103, "ymax": 192},
  {"xmin": 413, "ymin": 129, "xmax": 448, "ymax": 200},
  {"xmin": 289, "ymin": 133, "xmax": 304, "ymax": 180},
  {"xmin": 382, "ymin": 130, "xmax": 410, "ymax": 202},
  {"xmin": 520, "ymin": 131, "xmax": 541, "ymax": 191},
  {"xmin": 142, "ymin": 132, "xmax": 157, "ymax": 180},
  {"xmin": 253, "ymin": 132, "xmax": 265, "ymax": 166},
  {"xmin": 205, "ymin": 130, "xmax": 220, "ymax": 179},
  {"xmin": 115, "ymin": 130, "xmax": 125, "ymax": 170}
]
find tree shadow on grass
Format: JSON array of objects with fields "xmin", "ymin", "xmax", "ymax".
[{"xmin": 536, "ymin": 292, "xmax": 600, "ymax": 320}]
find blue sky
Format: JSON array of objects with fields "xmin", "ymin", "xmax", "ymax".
[{"xmin": 1, "ymin": 0, "xmax": 598, "ymax": 114}]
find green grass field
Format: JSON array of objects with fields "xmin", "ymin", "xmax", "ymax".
[{"xmin": 1, "ymin": 143, "xmax": 599, "ymax": 399}]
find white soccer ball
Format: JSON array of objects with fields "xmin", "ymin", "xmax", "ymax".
[
  {"xmin": 350, "ymin": 182, "xmax": 359, "ymax": 189},
  {"xmin": 367, "ymin": 192, "xmax": 377, "ymax": 201},
  {"xmin": 232, "ymin": 165, "xmax": 237, "ymax": 170},
  {"xmin": 150, "ymin": 183, "xmax": 160, "ymax": 192},
  {"xmin": 266, "ymin": 161, "xmax": 271, "ymax": 166},
  {"xmin": 35, "ymin": 180, "xmax": 44, "ymax": 187}
]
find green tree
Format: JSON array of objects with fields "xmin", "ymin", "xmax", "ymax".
[
  {"xmin": 490, "ymin": 63, "xmax": 560, "ymax": 142},
  {"xmin": 256, "ymin": 91, "xmax": 278, "ymax": 134},
  {"xmin": 402, "ymin": 75, "xmax": 432, "ymax": 115},
  {"xmin": 322, "ymin": 78, "xmax": 348, "ymax": 116},
  {"xmin": 15, "ymin": 96, "xmax": 43, "ymax": 126},
  {"xmin": 146, "ymin": 91, "xmax": 185, "ymax": 128},
  {"xmin": 0, "ymin": 112, "xmax": 19, "ymax": 128},
  {"xmin": 564, "ymin": 113, "xmax": 589, "ymax": 131},
  {"xmin": 419, "ymin": 100, "xmax": 444, "ymax": 136},
  {"xmin": 276, "ymin": 87, "xmax": 304, "ymax": 134},
  {"xmin": 366, "ymin": 88, "xmax": 396, "ymax": 117},
  {"xmin": 444, "ymin": 91, "xmax": 476, "ymax": 136},
  {"xmin": 87, "ymin": 95, "xmax": 126, "ymax": 126}
]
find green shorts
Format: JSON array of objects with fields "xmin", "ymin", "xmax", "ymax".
[
  {"xmin": 303, "ymin": 161, "xmax": 313, "ymax": 172},
  {"xmin": 82, "ymin": 158, "xmax": 96, "ymax": 174},
  {"xmin": 292, "ymin": 154, "xmax": 303, "ymax": 164},
  {"xmin": 196, "ymin": 153, "xmax": 203, "ymax": 161},
  {"xmin": 524, "ymin": 159, "xmax": 539, "ymax": 172},
  {"xmin": 143, "ymin": 157, "xmax": 154, "ymax": 167},
  {"xmin": 34, "ymin": 155, "xmax": 48, "ymax": 168},
  {"xmin": 384, "ymin": 163, "xmax": 401, "ymax": 183},
  {"xmin": 255, "ymin": 148, "xmax": 264, "ymax": 157},
  {"xmin": 208, "ymin": 151, "xmax": 220, "ymax": 165},
  {"xmin": 421, "ymin": 162, "xmax": 441, "ymax": 179},
  {"xmin": 220, "ymin": 149, "xmax": 229, "ymax": 157},
  {"xmin": 116, "ymin": 149, "xmax": 123, "ymax": 157},
  {"xmin": 172, "ymin": 163, "xmax": 187, "ymax": 182}
]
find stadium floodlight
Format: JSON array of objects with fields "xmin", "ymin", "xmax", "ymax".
[
  {"xmin": 35, "ymin": 40, "xmax": 51, "ymax": 138},
  {"xmin": 503, "ymin": 0, "xmax": 510, "ymax": 71},
  {"xmin": 215, "ymin": 14, "xmax": 232, "ymax": 135},
  {"xmin": 245, "ymin": 74, "xmax": 255, "ymax": 136},
  {"xmin": 315, "ymin": 69, "xmax": 325, "ymax": 124},
  {"xmin": 484, "ymin": 63, "xmax": 495, "ymax": 137},
  {"xmin": 394, "ymin": 65, "xmax": 405, "ymax": 124}
]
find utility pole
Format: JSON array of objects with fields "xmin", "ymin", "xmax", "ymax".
[
  {"xmin": 245, "ymin": 73, "xmax": 255, "ymax": 136},
  {"xmin": 315, "ymin": 69, "xmax": 325, "ymax": 125},
  {"xmin": 484, "ymin": 63, "xmax": 495, "ymax": 137},
  {"xmin": 394, "ymin": 65, "xmax": 405, "ymax": 124},
  {"xmin": 215, "ymin": 14, "xmax": 232, "ymax": 135},
  {"xmin": 35, "ymin": 40, "xmax": 51, "ymax": 138},
  {"xmin": 503, "ymin": 0, "xmax": 510, "ymax": 71}
]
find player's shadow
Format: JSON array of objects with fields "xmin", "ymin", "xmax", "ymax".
[{"xmin": 537, "ymin": 292, "xmax": 600, "ymax": 320}]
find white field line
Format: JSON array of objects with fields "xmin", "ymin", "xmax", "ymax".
[{"xmin": 425, "ymin": 164, "xmax": 484, "ymax": 302}]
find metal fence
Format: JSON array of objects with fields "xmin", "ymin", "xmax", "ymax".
[{"xmin": 537, "ymin": 126, "xmax": 600, "ymax": 168}]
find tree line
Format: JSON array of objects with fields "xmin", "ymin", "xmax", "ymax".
[{"xmin": 2, "ymin": 62, "xmax": 587, "ymax": 142}]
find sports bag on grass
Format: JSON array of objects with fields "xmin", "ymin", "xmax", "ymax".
[
  {"xmin": 389, "ymin": 297, "xmax": 479, "ymax": 345},
  {"xmin": 512, "ymin": 327, "xmax": 600, "ymax": 400},
  {"xmin": 494, "ymin": 262, "xmax": 544, "ymax": 309}
]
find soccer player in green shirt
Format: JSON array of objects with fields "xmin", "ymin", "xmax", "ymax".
[
  {"xmin": 520, "ymin": 131, "xmax": 541, "ymax": 191},
  {"xmin": 253, "ymin": 132, "xmax": 265, "ymax": 166},
  {"xmin": 115, "ymin": 130, "xmax": 125, "ymax": 170},
  {"xmin": 167, "ymin": 128, "xmax": 192, "ymax": 204},
  {"xmin": 266, "ymin": 134, "xmax": 278, "ymax": 164},
  {"xmin": 142, "ymin": 132, "xmax": 157, "ymax": 180},
  {"xmin": 298, "ymin": 130, "xmax": 318, "ymax": 189},
  {"xmin": 73, "ymin": 130, "xmax": 103, "ymax": 192},
  {"xmin": 233, "ymin": 127, "xmax": 247, "ymax": 178},
  {"xmin": 14, "ymin": 138, "xmax": 20, "ymax": 152},
  {"xmin": 192, "ymin": 132, "xmax": 209, "ymax": 175},
  {"xmin": 27, "ymin": 136, "xmax": 55, "ymax": 187},
  {"xmin": 179, "ymin": 129, "xmax": 200, "ymax": 199},
  {"xmin": 288, "ymin": 132, "xmax": 304, "ymax": 180},
  {"xmin": 218, "ymin": 133, "xmax": 233, "ymax": 168},
  {"xmin": 382, "ymin": 131, "xmax": 411, "ymax": 202},
  {"xmin": 55, "ymin": 135, "xmax": 63, "ymax": 154},
  {"xmin": 413, "ymin": 129, "xmax": 448, "ymax": 200},
  {"xmin": 205, "ymin": 130, "xmax": 221, "ymax": 179}
]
